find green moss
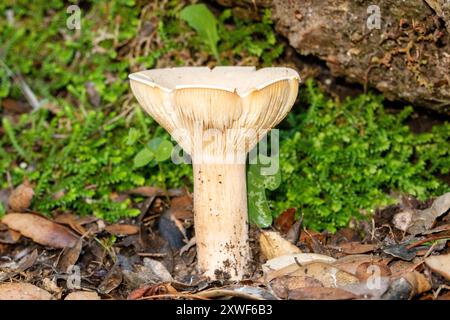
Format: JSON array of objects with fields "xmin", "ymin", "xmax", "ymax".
[{"xmin": 273, "ymin": 81, "xmax": 450, "ymax": 231}]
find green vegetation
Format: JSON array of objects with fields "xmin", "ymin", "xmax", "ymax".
[
  {"xmin": 0, "ymin": 1, "xmax": 449, "ymax": 230},
  {"xmin": 273, "ymin": 81, "xmax": 450, "ymax": 231}
]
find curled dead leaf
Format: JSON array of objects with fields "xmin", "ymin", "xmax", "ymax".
[
  {"xmin": 425, "ymin": 253, "xmax": 450, "ymax": 281},
  {"xmin": 403, "ymin": 271, "xmax": 431, "ymax": 295},
  {"xmin": 259, "ymin": 230, "xmax": 301, "ymax": 260},
  {"xmin": 393, "ymin": 192, "xmax": 450, "ymax": 235},
  {"xmin": 274, "ymin": 208, "xmax": 296, "ymax": 234}
]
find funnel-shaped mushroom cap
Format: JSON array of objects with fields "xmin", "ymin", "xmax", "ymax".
[{"xmin": 129, "ymin": 66, "xmax": 299, "ymax": 163}]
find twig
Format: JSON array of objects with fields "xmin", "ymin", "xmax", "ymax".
[
  {"xmin": 406, "ymin": 235, "xmax": 450, "ymax": 249},
  {"xmin": 0, "ymin": 57, "xmax": 41, "ymax": 110}
]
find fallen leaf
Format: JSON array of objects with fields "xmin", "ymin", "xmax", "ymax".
[
  {"xmin": 333, "ymin": 255, "xmax": 389, "ymax": 275},
  {"xmin": 259, "ymin": 230, "xmax": 301, "ymax": 260},
  {"xmin": 266, "ymin": 261, "xmax": 360, "ymax": 287},
  {"xmin": 340, "ymin": 278, "xmax": 390, "ymax": 299},
  {"xmin": 381, "ymin": 277, "xmax": 413, "ymax": 300},
  {"xmin": 7, "ymin": 181, "xmax": 34, "ymax": 212},
  {"xmin": 425, "ymin": 253, "xmax": 450, "ymax": 280},
  {"xmin": 355, "ymin": 261, "xmax": 391, "ymax": 281},
  {"xmin": 143, "ymin": 258, "xmax": 173, "ymax": 282},
  {"xmin": 105, "ymin": 224, "xmax": 139, "ymax": 236},
  {"xmin": 65, "ymin": 291, "xmax": 100, "ymax": 300},
  {"xmin": 16, "ymin": 249, "xmax": 38, "ymax": 272},
  {"xmin": 394, "ymin": 192, "xmax": 450, "ymax": 235},
  {"xmin": 127, "ymin": 283, "xmax": 177, "ymax": 300},
  {"xmin": 57, "ymin": 238, "xmax": 83, "ymax": 272},
  {"xmin": 288, "ymin": 287, "xmax": 357, "ymax": 300},
  {"xmin": 0, "ymin": 283, "xmax": 52, "ymax": 300},
  {"xmin": 274, "ymin": 208, "xmax": 296, "ymax": 234},
  {"xmin": 332, "ymin": 242, "xmax": 378, "ymax": 255},
  {"xmin": 98, "ymin": 262, "xmax": 123, "ymax": 294},
  {"xmin": 1, "ymin": 213, "xmax": 78, "ymax": 248},
  {"xmin": 403, "ymin": 271, "xmax": 431, "ymax": 295},
  {"xmin": 270, "ymin": 275, "xmax": 323, "ymax": 299},
  {"xmin": 389, "ymin": 260, "xmax": 416, "ymax": 276},
  {"xmin": 196, "ymin": 286, "xmax": 277, "ymax": 300},
  {"xmin": 53, "ymin": 213, "xmax": 88, "ymax": 235},
  {"xmin": 262, "ymin": 253, "xmax": 336, "ymax": 273},
  {"xmin": 299, "ymin": 229, "xmax": 327, "ymax": 253},
  {"xmin": 0, "ymin": 229, "xmax": 21, "ymax": 244},
  {"xmin": 170, "ymin": 194, "xmax": 193, "ymax": 220},
  {"xmin": 382, "ymin": 244, "xmax": 416, "ymax": 261},
  {"xmin": 41, "ymin": 278, "xmax": 62, "ymax": 298}
]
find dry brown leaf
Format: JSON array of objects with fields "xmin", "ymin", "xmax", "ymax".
[
  {"xmin": 404, "ymin": 271, "xmax": 432, "ymax": 295},
  {"xmin": 394, "ymin": 192, "xmax": 450, "ymax": 235},
  {"xmin": 170, "ymin": 194, "xmax": 193, "ymax": 220},
  {"xmin": 1, "ymin": 213, "xmax": 78, "ymax": 248},
  {"xmin": 0, "ymin": 229, "xmax": 21, "ymax": 244},
  {"xmin": 41, "ymin": 278, "xmax": 63, "ymax": 299},
  {"xmin": 259, "ymin": 230, "xmax": 301, "ymax": 260},
  {"xmin": 274, "ymin": 208, "xmax": 296, "ymax": 234},
  {"xmin": 57, "ymin": 238, "xmax": 83, "ymax": 272},
  {"xmin": 0, "ymin": 283, "xmax": 52, "ymax": 300},
  {"xmin": 127, "ymin": 283, "xmax": 178, "ymax": 300},
  {"xmin": 105, "ymin": 224, "xmax": 139, "ymax": 236},
  {"xmin": 98, "ymin": 263, "xmax": 123, "ymax": 294},
  {"xmin": 7, "ymin": 181, "xmax": 34, "ymax": 212},
  {"xmin": 65, "ymin": 291, "xmax": 101, "ymax": 300},
  {"xmin": 266, "ymin": 261, "xmax": 360, "ymax": 287},
  {"xmin": 425, "ymin": 253, "xmax": 450, "ymax": 280},
  {"xmin": 333, "ymin": 255, "xmax": 389, "ymax": 275},
  {"xmin": 389, "ymin": 260, "xmax": 416, "ymax": 276},
  {"xmin": 270, "ymin": 275, "xmax": 323, "ymax": 299},
  {"xmin": 53, "ymin": 213, "xmax": 88, "ymax": 235},
  {"xmin": 334, "ymin": 242, "xmax": 378, "ymax": 255},
  {"xmin": 355, "ymin": 262, "xmax": 391, "ymax": 281},
  {"xmin": 262, "ymin": 253, "xmax": 335, "ymax": 273},
  {"xmin": 289, "ymin": 262, "xmax": 360, "ymax": 287},
  {"xmin": 288, "ymin": 287, "xmax": 357, "ymax": 300}
]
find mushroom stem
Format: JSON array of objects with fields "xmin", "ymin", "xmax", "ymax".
[{"xmin": 193, "ymin": 163, "xmax": 249, "ymax": 280}]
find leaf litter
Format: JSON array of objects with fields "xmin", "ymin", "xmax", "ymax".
[{"xmin": 0, "ymin": 190, "xmax": 449, "ymax": 300}]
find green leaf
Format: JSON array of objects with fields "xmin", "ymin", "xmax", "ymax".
[
  {"xmin": 126, "ymin": 128, "xmax": 141, "ymax": 146},
  {"xmin": 246, "ymin": 154, "xmax": 281, "ymax": 227},
  {"xmin": 133, "ymin": 147, "xmax": 154, "ymax": 168},
  {"xmin": 148, "ymin": 138, "xmax": 173, "ymax": 162},
  {"xmin": 180, "ymin": 4, "xmax": 221, "ymax": 62}
]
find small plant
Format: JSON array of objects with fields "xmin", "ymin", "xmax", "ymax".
[
  {"xmin": 180, "ymin": 3, "xmax": 221, "ymax": 63},
  {"xmin": 180, "ymin": 4, "xmax": 284, "ymax": 65}
]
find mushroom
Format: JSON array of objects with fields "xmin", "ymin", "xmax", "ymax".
[{"xmin": 129, "ymin": 66, "xmax": 299, "ymax": 280}]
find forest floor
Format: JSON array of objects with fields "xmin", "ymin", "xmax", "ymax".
[{"xmin": 0, "ymin": 184, "xmax": 449, "ymax": 300}]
